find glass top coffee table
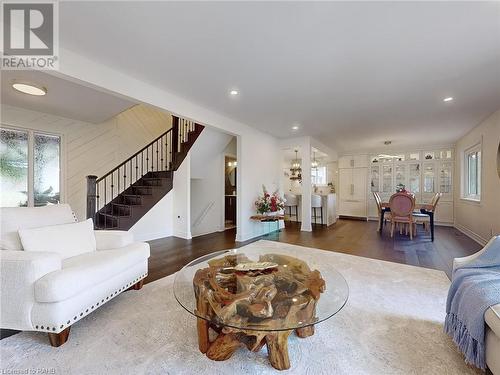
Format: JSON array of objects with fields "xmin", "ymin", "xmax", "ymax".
[{"xmin": 174, "ymin": 247, "xmax": 349, "ymax": 370}]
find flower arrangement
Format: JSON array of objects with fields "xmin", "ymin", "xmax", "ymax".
[
  {"xmin": 396, "ymin": 183, "xmax": 407, "ymax": 193},
  {"xmin": 255, "ymin": 185, "xmax": 286, "ymax": 215}
]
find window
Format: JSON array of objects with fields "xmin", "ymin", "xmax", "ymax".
[
  {"xmin": 1, "ymin": 127, "xmax": 61, "ymax": 207},
  {"xmin": 311, "ymin": 166, "xmax": 327, "ymax": 185},
  {"xmin": 463, "ymin": 144, "xmax": 481, "ymax": 201}
]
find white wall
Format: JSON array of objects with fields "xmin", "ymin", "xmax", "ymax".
[
  {"xmin": 129, "ymin": 192, "xmax": 173, "ymax": 241},
  {"xmin": 53, "ymin": 48, "xmax": 282, "ymax": 242},
  {"xmin": 190, "ymin": 129, "xmax": 234, "ymax": 237},
  {"xmin": 191, "ymin": 162, "xmax": 224, "ymax": 237},
  {"xmin": 173, "ymin": 153, "xmax": 191, "ymax": 239},
  {"xmin": 1, "ymin": 103, "xmax": 171, "ymax": 221},
  {"xmin": 454, "ymin": 108, "xmax": 500, "ymax": 244}
]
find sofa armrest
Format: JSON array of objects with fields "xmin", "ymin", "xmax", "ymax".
[
  {"xmin": 0, "ymin": 250, "xmax": 61, "ymax": 330},
  {"xmin": 453, "ymin": 235, "xmax": 500, "ymax": 273},
  {"xmin": 94, "ymin": 230, "xmax": 134, "ymax": 250}
]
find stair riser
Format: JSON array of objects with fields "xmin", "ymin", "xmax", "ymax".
[
  {"xmin": 131, "ymin": 186, "xmax": 153, "ymax": 195},
  {"xmin": 108, "ymin": 205, "xmax": 131, "ymax": 217}
]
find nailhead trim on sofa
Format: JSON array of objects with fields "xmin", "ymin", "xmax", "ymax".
[{"xmin": 32, "ymin": 273, "xmax": 147, "ymax": 333}]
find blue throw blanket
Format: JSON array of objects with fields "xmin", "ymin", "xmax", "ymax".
[{"xmin": 444, "ymin": 236, "xmax": 500, "ymax": 370}]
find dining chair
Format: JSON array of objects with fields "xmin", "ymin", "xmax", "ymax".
[
  {"xmin": 373, "ymin": 192, "xmax": 390, "ymax": 232},
  {"xmin": 311, "ymin": 194, "xmax": 323, "ymax": 225},
  {"xmin": 413, "ymin": 192, "xmax": 442, "ymax": 236},
  {"xmin": 389, "ymin": 192, "xmax": 416, "ymax": 240},
  {"xmin": 284, "ymin": 193, "xmax": 299, "ymax": 221}
]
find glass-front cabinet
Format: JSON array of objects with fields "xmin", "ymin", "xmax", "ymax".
[{"xmin": 368, "ymin": 148, "xmax": 454, "ymax": 223}]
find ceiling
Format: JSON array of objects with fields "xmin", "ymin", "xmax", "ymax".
[
  {"xmin": 282, "ymin": 147, "xmax": 329, "ymax": 162},
  {"xmin": 1, "ymin": 70, "xmax": 136, "ymax": 123},
  {"xmin": 57, "ymin": 2, "xmax": 500, "ymax": 149}
]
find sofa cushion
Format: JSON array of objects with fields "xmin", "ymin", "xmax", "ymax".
[
  {"xmin": 0, "ymin": 204, "xmax": 75, "ymax": 251},
  {"xmin": 34, "ymin": 242, "xmax": 150, "ymax": 303},
  {"xmin": 19, "ymin": 219, "xmax": 96, "ymax": 259},
  {"xmin": 485, "ymin": 304, "xmax": 500, "ymax": 338}
]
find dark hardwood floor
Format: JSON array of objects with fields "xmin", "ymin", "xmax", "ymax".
[{"xmin": 146, "ymin": 218, "xmax": 482, "ymax": 284}]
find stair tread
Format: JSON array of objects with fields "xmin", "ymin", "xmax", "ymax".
[
  {"xmin": 111, "ymin": 203, "xmax": 132, "ymax": 207},
  {"xmin": 99, "ymin": 212, "xmax": 120, "ymax": 218}
]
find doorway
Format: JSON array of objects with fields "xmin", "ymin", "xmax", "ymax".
[{"xmin": 224, "ymin": 155, "xmax": 237, "ymax": 230}]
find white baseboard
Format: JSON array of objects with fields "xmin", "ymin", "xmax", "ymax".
[
  {"xmin": 191, "ymin": 226, "xmax": 225, "ymax": 238},
  {"xmin": 453, "ymin": 223, "xmax": 489, "ymax": 246},
  {"xmin": 132, "ymin": 231, "xmax": 173, "ymax": 242},
  {"xmin": 173, "ymin": 230, "xmax": 192, "ymax": 240}
]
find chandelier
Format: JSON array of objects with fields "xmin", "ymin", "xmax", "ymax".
[
  {"xmin": 289, "ymin": 150, "xmax": 302, "ymax": 181},
  {"xmin": 311, "ymin": 151, "xmax": 318, "ymax": 170}
]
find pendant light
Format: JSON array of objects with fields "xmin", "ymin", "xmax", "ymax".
[
  {"xmin": 290, "ymin": 150, "xmax": 302, "ymax": 181},
  {"xmin": 311, "ymin": 152, "xmax": 318, "ymax": 170}
]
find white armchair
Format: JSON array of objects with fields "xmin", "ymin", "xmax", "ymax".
[
  {"xmin": 453, "ymin": 236, "xmax": 500, "ymax": 375},
  {"xmin": 0, "ymin": 204, "xmax": 150, "ymax": 346}
]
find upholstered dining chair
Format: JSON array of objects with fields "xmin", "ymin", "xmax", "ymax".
[{"xmin": 389, "ymin": 192, "xmax": 416, "ymax": 240}]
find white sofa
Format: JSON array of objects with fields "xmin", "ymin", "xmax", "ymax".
[
  {"xmin": 453, "ymin": 236, "xmax": 500, "ymax": 375},
  {"xmin": 0, "ymin": 204, "xmax": 150, "ymax": 346}
]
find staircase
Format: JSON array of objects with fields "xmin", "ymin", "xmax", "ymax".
[{"xmin": 86, "ymin": 116, "xmax": 204, "ymax": 230}]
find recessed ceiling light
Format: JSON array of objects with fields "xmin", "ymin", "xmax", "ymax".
[
  {"xmin": 229, "ymin": 90, "xmax": 238, "ymax": 96},
  {"xmin": 12, "ymin": 82, "xmax": 47, "ymax": 96},
  {"xmin": 292, "ymin": 125, "xmax": 300, "ymax": 131},
  {"xmin": 443, "ymin": 97, "xmax": 454, "ymax": 102}
]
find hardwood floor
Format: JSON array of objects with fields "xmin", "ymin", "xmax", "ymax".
[{"xmin": 146, "ymin": 219, "xmax": 482, "ymax": 284}]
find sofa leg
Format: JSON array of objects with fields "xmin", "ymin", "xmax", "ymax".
[
  {"xmin": 131, "ymin": 279, "xmax": 144, "ymax": 290},
  {"xmin": 48, "ymin": 326, "xmax": 71, "ymax": 347}
]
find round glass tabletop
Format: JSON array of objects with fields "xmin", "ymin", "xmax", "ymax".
[{"xmin": 173, "ymin": 246, "xmax": 349, "ymax": 332}]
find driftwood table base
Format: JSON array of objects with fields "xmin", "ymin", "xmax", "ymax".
[
  {"xmin": 191, "ymin": 253, "xmax": 326, "ymax": 370},
  {"xmin": 197, "ymin": 318, "xmax": 313, "ymax": 370}
]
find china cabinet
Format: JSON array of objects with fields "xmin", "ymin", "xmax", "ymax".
[{"xmin": 366, "ymin": 148, "xmax": 454, "ymax": 224}]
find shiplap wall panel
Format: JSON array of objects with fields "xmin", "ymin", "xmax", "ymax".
[{"xmin": 1, "ymin": 103, "xmax": 172, "ymax": 220}]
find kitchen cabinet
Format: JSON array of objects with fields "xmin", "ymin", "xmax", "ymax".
[
  {"xmin": 338, "ymin": 167, "xmax": 367, "ymax": 218},
  {"xmin": 339, "ymin": 154, "xmax": 368, "ymax": 169}
]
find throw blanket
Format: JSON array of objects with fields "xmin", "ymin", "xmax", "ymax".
[{"xmin": 445, "ymin": 236, "xmax": 500, "ymax": 370}]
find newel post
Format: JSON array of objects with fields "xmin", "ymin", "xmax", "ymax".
[{"xmin": 86, "ymin": 175, "xmax": 98, "ymax": 221}]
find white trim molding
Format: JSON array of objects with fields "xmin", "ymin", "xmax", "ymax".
[{"xmin": 454, "ymin": 222, "xmax": 489, "ymax": 246}]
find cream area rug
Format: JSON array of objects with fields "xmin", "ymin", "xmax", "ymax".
[{"xmin": 0, "ymin": 240, "xmax": 479, "ymax": 375}]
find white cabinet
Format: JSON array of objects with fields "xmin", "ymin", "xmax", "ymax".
[
  {"xmin": 367, "ymin": 148, "xmax": 454, "ymax": 224},
  {"xmin": 339, "ymin": 155, "xmax": 368, "ymax": 169},
  {"xmin": 338, "ymin": 166, "xmax": 367, "ymax": 218}
]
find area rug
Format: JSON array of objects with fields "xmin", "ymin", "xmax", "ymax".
[{"xmin": 0, "ymin": 240, "xmax": 479, "ymax": 374}]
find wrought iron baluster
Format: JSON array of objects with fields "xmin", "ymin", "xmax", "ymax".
[
  {"xmin": 111, "ymin": 172, "xmax": 114, "ymax": 204},
  {"xmin": 104, "ymin": 176, "xmax": 107, "ymax": 229},
  {"xmin": 124, "ymin": 164, "xmax": 127, "ymax": 194},
  {"xmin": 156, "ymin": 140, "xmax": 159, "ymax": 172}
]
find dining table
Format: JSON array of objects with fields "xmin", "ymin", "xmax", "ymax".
[{"xmin": 378, "ymin": 202, "xmax": 436, "ymax": 241}]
